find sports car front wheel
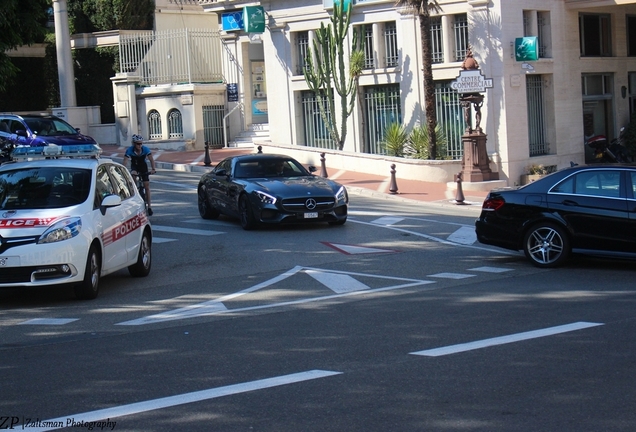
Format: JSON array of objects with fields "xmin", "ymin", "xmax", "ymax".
[
  {"xmin": 198, "ymin": 187, "xmax": 219, "ymax": 220},
  {"xmin": 523, "ymin": 222, "xmax": 570, "ymax": 268},
  {"xmin": 239, "ymin": 195, "xmax": 257, "ymax": 230}
]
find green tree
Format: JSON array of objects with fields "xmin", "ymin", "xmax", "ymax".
[
  {"xmin": 0, "ymin": 0, "xmax": 50, "ymax": 93},
  {"xmin": 394, "ymin": 0, "xmax": 441, "ymax": 159},
  {"xmin": 304, "ymin": 1, "xmax": 363, "ymax": 151}
]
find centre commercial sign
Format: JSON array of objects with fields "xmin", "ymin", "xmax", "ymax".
[{"xmin": 450, "ymin": 70, "xmax": 493, "ymax": 93}]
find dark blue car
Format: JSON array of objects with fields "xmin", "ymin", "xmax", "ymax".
[{"xmin": 0, "ymin": 114, "xmax": 98, "ymax": 147}]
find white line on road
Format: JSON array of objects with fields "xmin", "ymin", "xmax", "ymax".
[
  {"xmin": 29, "ymin": 370, "xmax": 342, "ymax": 432},
  {"xmin": 410, "ymin": 322, "xmax": 604, "ymax": 357},
  {"xmin": 18, "ymin": 318, "xmax": 79, "ymax": 325},
  {"xmin": 151, "ymin": 225, "xmax": 224, "ymax": 236}
]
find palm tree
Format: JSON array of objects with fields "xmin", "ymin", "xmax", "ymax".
[{"xmin": 394, "ymin": 0, "xmax": 441, "ymax": 159}]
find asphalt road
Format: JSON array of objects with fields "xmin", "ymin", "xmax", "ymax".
[{"xmin": 1, "ymin": 169, "xmax": 635, "ymax": 432}]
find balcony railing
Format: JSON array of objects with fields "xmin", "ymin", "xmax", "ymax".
[{"xmin": 119, "ymin": 28, "xmax": 225, "ymax": 86}]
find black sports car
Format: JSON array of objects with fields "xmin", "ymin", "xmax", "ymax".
[
  {"xmin": 197, "ymin": 154, "xmax": 348, "ymax": 230},
  {"xmin": 475, "ymin": 164, "xmax": 636, "ymax": 268}
]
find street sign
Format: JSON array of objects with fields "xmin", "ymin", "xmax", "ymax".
[
  {"xmin": 515, "ymin": 37, "xmax": 539, "ymax": 61},
  {"xmin": 450, "ymin": 69, "xmax": 493, "ymax": 94}
]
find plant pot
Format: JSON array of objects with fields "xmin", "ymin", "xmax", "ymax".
[{"xmin": 520, "ymin": 174, "xmax": 543, "ymax": 185}]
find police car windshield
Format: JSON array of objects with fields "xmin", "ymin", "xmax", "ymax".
[{"xmin": 0, "ymin": 167, "xmax": 91, "ymax": 210}]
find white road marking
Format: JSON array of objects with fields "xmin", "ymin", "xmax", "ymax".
[
  {"xmin": 349, "ymin": 219, "xmax": 515, "ymax": 254},
  {"xmin": 427, "ymin": 272, "xmax": 475, "ymax": 279},
  {"xmin": 152, "ymin": 237, "xmax": 177, "ymax": 244},
  {"xmin": 28, "ymin": 370, "xmax": 342, "ymax": 432},
  {"xmin": 306, "ymin": 270, "xmax": 370, "ymax": 293},
  {"xmin": 447, "ymin": 226, "xmax": 476, "ymax": 245},
  {"xmin": 410, "ymin": 322, "xmax": 604, "ymax": 357},
  {"xmin": 322, "ymin": 242, "xmax": 398, "ymax": 255},
  {"xmin": 151, "ymin": 225, "xmax": 224, "ymax": 236},
  {"xmin": 469, "ymin": 266, "xmax": 513, "ymax": 273},
  {"xmin": 117, "ymin": 266, "xmax": 434, "ymax": 326},
  {"xmin": 18, "ymin": 318, "xmax": 79, "ymax": 325},
  {"xmin": 371, "ymin": 216, "xmax": 405, "ymax": 226}
]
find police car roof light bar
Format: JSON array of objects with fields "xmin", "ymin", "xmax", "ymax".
[{"xmin": 11, "ymin": 144, "xmax": 102, "ymax": 161}]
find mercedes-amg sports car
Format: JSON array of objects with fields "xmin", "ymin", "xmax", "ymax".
[{"xmin": 197, "ymin": 154, "xmax": 348, "ymax": 230}]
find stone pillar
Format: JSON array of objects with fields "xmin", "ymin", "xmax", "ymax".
[
  {"xmin": 111, "ymin": 73, "xmax": 141, "ymax": 147},
  {"xmin": 52, "ymin": 0, "xmax": 76, "ymax": 107}
]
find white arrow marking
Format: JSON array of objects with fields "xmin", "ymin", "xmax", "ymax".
[
  {"xmin": 410, "ymin": 322, "xmax": 603, "ymax": 357},
  {"xmin": 28, "ymin": 370, "xmax": 342, "ymax": 432}
]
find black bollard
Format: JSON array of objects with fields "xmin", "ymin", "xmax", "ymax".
[
  {"xmin": 320, "ymin": 152, "xmax": 328, "ymax": 177},
  {"xmin": 389, "ymin": 164, "xmax": 398, "ymax": 194},
  {"xmin": 257, "ymin": 145, "xmax": 263, "ymax": 154},
  {"xmin": 455, "ymin": 171, "xmax": 466, "ymax": 205},
  {"xmin": 204, "ymin": 141, "xmax": 211, "ymax": 166}
]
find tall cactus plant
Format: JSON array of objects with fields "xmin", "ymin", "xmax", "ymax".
[{"xmin": 304, "ymin": 0, "xmax": 362, "ymax": 151}]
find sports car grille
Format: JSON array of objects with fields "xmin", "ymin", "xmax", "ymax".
[{"xmin": 281, "ymin": 197, "xmax": 335, "ymax": 212}]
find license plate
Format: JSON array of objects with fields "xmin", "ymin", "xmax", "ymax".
[
  {"xmin": 303, "ymin": 212, "xmax": 319, "ymax": 219},
  {"xmin": 0, "ymin": 256, "xmax": 20, "ymax": 267}
]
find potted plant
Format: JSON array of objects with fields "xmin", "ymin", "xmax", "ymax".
[{"xmin": 520, "ymin": 164, "xmax": 553, "ymax": 185}]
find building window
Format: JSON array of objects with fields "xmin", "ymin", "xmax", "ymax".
[
  {"xmin": 454, "ymin": 14, "xmax": 469, "ymax": 61},
  {"xmin": 527, "ymin": 75, "xmax": 549, "ymax": 156},
  {"xmin": 148, "ymin": 110, "xmax": 162, "ymax": 140},
  {"xmin": 628, "ymin": 16, "xmax": 636, "ymax": 56},
  {"xmin": 301, "ymin": 91, "xmax": 335, "ymax": 149},
  {"xmin": 431, "ymin": 17, "xmax": 443, "ymax": 64},
  {"xmin": 167, "ymin": 109, "xmax": 184, "ymax": 139},
  {"xmin": 295, "ymin": 31, "xmax": 310, "ymax": 75},
  {"xmin": 435, "ymin": 81, "xmax": 463, "ymax": 160},
  {"xmin": 524, "ymin": 10, "xmax": 552, "ymax": 58},
  {"xmin": 580, "ymin": 14, "xmax": 611, "ymax": 57},
  {"xmin": 363, "ymin": 84, "xmax": 401, "ymax": 155},
  {"xmin": 582, "ymin": 74, "xmax": 614, "ymax": 162},
  {"xmin": 360, "ymin": 24, "xmax": 375, "ymax": 69},
  {"xmin": 384, "ymin": 22, "xmax": 398, "ymax": 67}
]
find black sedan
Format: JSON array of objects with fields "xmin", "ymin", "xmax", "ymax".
[
  {"xmin": 475, "ymin": 164, "xmax": 636, "ymax": 268},
  {"xmin": 197, "ymin": 154, "xmax": 348, "ymax": 230}
]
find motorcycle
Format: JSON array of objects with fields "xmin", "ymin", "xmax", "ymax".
[{"xmin": 585, "ymin": 127, "xmax": 631, "ymax": 163}]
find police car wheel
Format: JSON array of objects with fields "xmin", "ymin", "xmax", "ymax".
[
  {"xmin": 75, "ymin": 245, "xmax": 100, "ymax": 300},
  {"xmin": 128, "ymin": 229, "xmax": 152, "ymax": 277}
]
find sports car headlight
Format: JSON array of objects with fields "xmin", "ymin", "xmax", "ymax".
[
  {"xmin": 335, "ymin": 186, "xmax": 348, "ymax": 204},
  {"xmin": 254, "ymin": 190, "xmax": 277, "ymax": 205},
  {"xmin": 38, "ymin": 217, "xmax": 82, "ymax": 244}
]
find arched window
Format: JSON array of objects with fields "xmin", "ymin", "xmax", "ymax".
[
  {"xmin": 168, "ymin": 109, "xmax": 184, "ymax": 139},
  {"xmin": 148, "ymin": 110, "xmax": 162, "ymax": 140}
]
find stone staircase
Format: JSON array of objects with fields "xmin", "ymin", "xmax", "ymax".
[{"xmin": 229, "ymin": 123, "xmax": 270, "ymax": 148}]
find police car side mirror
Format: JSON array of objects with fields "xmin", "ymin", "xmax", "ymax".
[{"xmin": 100, "ymin": 194, "xmax": 122, "ymax": 215}]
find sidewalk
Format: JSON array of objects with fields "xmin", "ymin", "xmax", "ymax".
[{"xmin": 101, "ymin": 145, "xmax": 490, "ymax": 212}]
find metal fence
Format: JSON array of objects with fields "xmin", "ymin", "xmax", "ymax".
[
  {"xmin": 203, "ymin": 104, "xmax": 225, "ymax": 148},
  {"xmin": 301, "ymin": 91, "xmax": 336, "ymax": 149},
  {"xmin": 119, "ymin": 29, "xmax": 224, "ymax": 86},
  {"xmin": 364, "ymin": 84, "xmax": 401, "ymax": 155},
  {"xmin": 526, "ymin": 74, "xmax": 549, "ymax": 156},
  {"xmin": 435, "ymin": 82, "xmax": 464, "ymax": 160}
]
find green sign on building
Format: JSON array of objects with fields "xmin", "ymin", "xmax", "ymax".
[
  {"xmin": 515, "ymin": 37, "xmax": 539, "ymax": 61},
  {"xmin": 244, "ymin": 6, "xmax": 265, "ymax": 33}
]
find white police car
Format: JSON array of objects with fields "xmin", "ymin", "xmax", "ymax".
[{"xmin": 0, "ymin": 144, "xmax": 152, "ymax": 299}]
